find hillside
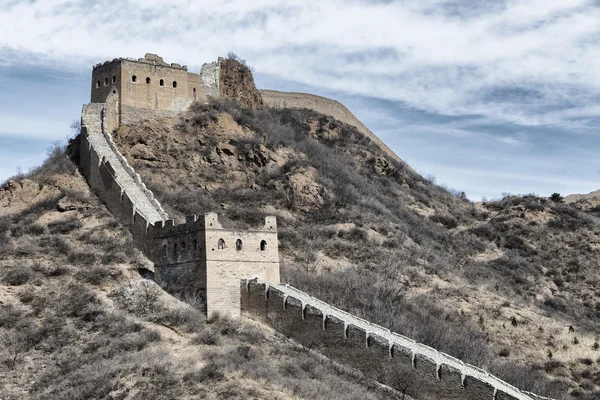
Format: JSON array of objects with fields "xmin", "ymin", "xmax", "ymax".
[
  {"xmin": 0, "ymin": 148, "xmax": 401, "ymax": 399},
  {"xmin": 111, "ymin": 98, "xmax": 600, "ymax": 399}
]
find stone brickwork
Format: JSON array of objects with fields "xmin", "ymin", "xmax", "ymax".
[
  {"xmin": 148, "ymin": 214, "xmax": 279, "ymax": 316},
  {"xmin": 120, "ymin": 105, "xmax": 179, "ymax": 126},
  {"xmin": 82, "ymin": 56, "xmax": 551, "ymax": 399},
  {"xmin": 200, "ymin": 61, "xmax": 220, "ymax": 99},
  {"xmin": 241, "ymin": 279, "xmax": 554, "ymax": 400},
  {"xmin": 80, "ymin": 101, "xmax": 280, "ymax": 317},
  {"xmin": 91, "ymin": 53, "xmax": 214, "ymax": 127},
  {"xmin": 80, "ymin": 102, "xmax": 167, "ymax": 226}
]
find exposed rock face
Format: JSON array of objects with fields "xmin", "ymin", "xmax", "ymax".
[
  {"xmin": 219, "ymin": 58, "xmax": 264, "ymax": 109},
  {"xmin": 57, "ymin": 195, "xmax": 90, "ymax": 212},
  {"xmin": 129, "ymin": 143, "xmax": 159, "ymax": 162},
  {"xmin": 373, "ymin": 157, "xmax": 399, "ymax": 178},
  {"xmin": 284, "ymin": 167, "xmax": 325, "ymax": 212},
  {"xmin": 56, "ymin": 196, "xmax": 78, "ymax": 212},
  {"xmin": 245, "ymin": 144, "xmax": 269, "ymax": 168}
]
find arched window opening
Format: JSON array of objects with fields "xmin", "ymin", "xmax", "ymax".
[
  {"xmin": 218, "ymin": 239, "xmax": 225, "ymax": 250},
  {"xmin": 96, "ymin": 80, "xmax": 100, "ymax": 88},
  {"xmin": 236, "ymin": 239, "xmax": 243, "ymax": 251},
  {"xmin": 260, "ymin": 240, "xmax": 267, "ymax": 252},
  {"xmin": 173, "ymin": 243, "xmax": 178, "ymax": 256},
  {"xmin": 162, "ymin": 245, "xmax": 167, "ymax": 257},
  {"xmin": 159, "ymin": 79, "xmax": 164, "ymax": 86},
  {"xmin": 132, "ymin": 75, "xmax": 137, "ymax": 82},
  {"xmin": 173, "ymin": 81, "xmax": 177, "ymax": 88},
  {"xmin": 146, "ymin": 77, "xmax": 151, "ymax": 84},
  {"xmin": 192, "ymin": 240, "xmax": 198, "ymax": 250},
  {"xmin": 112, "ymin": 75, "xmax": 116, "ymax": 83},
  {"xmin": 104, "ymin": 77, "xmax": 108, "ymax": 86},
  {"xmin": 112, "ymin": 89, "xmax": 116, "ymax": 94},
  {"xmin": 193, "ymin": 87, "xmax": 197, "ymax": 100}
]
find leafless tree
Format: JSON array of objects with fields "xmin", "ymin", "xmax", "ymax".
[{"xmin": 1, "ymin": 331, "xmax": 31, "ymax": 369}]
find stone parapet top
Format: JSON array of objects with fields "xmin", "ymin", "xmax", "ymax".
[
  {"xmin": 93, "ymin": 57, "xmax": 188, "ymax": 71},
  {"xmin": 243, "ymin": 279, "xmax": 555, "ymax": 400},
  {"xmin": 81, "ymin": 102, "xmax": 167, "ymax": 223},
  {"xmin": 151, "ymin": 214, "xmax": 276, "ymax": 237}
]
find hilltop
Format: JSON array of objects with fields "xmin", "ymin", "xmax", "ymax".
[{"xmin": 110, "ymin": 97, "xmax": 600, "ymax": 399}]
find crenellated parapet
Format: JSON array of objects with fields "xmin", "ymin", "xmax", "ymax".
[
  {"xmin": 148, "ymin": 213, "xmax": 277, "ymax": 262},
  {"xmin": 80, "ymin": 55, "xmax": 555, "ymax": 399},
  {"xmin": 241, "ymin": 279, "xmax": 554, "ymax": 400},
  {"xmin": 80, "ymin": 101, "xmax": 167, "ymax": 226}
]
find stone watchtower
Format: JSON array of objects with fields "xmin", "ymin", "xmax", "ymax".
[
  {"xmin": 146, "ymin": 213, "xmax": 280, "ymax": 317},
  {"xmin": 90, "ymin": 53, "xmax": 219, "ymax": 126}
]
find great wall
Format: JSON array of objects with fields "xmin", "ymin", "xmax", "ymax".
[{"xmin": 79, "ymin": 53, "xmax": 552, "ymax": 400}]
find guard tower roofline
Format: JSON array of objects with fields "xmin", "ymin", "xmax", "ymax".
[{"xmin": 93, "ymin": 57, "xmax": 188, "ymax": 71}]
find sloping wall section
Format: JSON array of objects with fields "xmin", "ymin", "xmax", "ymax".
[
  {"xmin": 260, "ymin": 90, "xmax": 414, "ymax": 172},
  {"xmin": 80, "ymin": 101, "xmax": 168, "ymax": 226},
  {"xmin": 241, "ymin": 279, "xmax": 552, "ymax": 400}
]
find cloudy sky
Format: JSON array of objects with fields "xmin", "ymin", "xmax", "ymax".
[{"xmin": 1, "ymin": 0, "xmax": 599, "ymax": 200}]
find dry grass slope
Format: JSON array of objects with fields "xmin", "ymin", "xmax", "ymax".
[
  {"xmin": 111, "ymin": 99, "xmax": 600, "ymax": 399},
  {"xmin": 0, "ymin": 148, "xmax": 402, "ymax": 400}
]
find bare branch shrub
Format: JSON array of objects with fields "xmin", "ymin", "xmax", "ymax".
[{"xmin": 1, "ymin": 330, "xmax": 32, "ymax": 369}]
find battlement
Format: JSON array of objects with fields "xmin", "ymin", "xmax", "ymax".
[
  {"xmin": 92, "ymin": 54, "xmax": 189, "ymax": 71},
  {"xmin": 78, "ymin": 55, "xmax": 554, "ymax": 400},
  {"xmin": 152, "ymin": 213, "xmax": 276, "ymax": 236},
  {"xmin": 90, "ymin": 52, "xmax": 267, "ymax": 127}
]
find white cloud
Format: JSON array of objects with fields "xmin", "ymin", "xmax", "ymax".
[
  {"xmin": 1, "ymin": 0, "xmax": 599, "ymax": 196},
  {"xmin": 0, "ymin": 0, "xmax": 597, "ymax": 131},
  {"xmin": 497, "ymin": 136, "xmax": 521, "ymax": 146}
]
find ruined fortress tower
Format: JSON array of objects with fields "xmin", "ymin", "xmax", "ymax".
[
  {"xmin": 90, "ymin": 53, "xmax": 219, "ymax": 126},
  {"xmin": 82, "ymin": 53, "xmax": 279, "ymax": 317}
]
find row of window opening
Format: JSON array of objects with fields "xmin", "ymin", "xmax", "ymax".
[
  {"xmin": 131, "ymin": 75, "xmax": 177, "ymax": 87},
  {"xmin": 96, "ymin": 75, "xmax": 117, "ymax": 88},
  {"xmin": 219, "ymin": 239, "xmax": 267, "ymax": 251},
  {"xmin": 164, "ymin": 239, "xmax": 198, "ymax": 257},
  {"xmin": 96, "ymin": 76, "xmax": 179, "ymax": 88},
  {"xmin": 163, "ymin": 239, "xmax": 267, "ymax": 257}
]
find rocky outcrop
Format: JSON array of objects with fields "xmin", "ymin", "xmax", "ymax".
[
  {"xmin": 129, "ymin": 143, "xmax": 159, "ymax": 162},
  {"xmin": 0, "ymin": 179, "xmax": 61, "ymax": 214},
  {"xmin": 284, "ymin": 167, "xmax": 325, "ymax": 212},
  {"xmin": 219, "ymin": 58, "xmax": 264, "ymax": 109}
]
